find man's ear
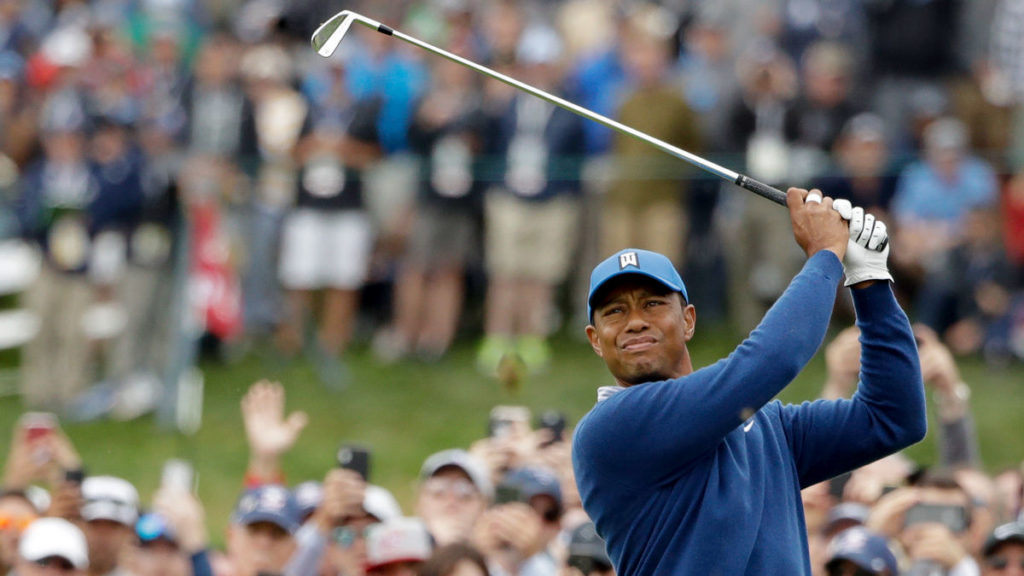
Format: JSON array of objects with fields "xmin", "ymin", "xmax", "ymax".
[
  {"xmin": 683, "ymin": 303, "xmax": 696, "ymax": 341},
  {"xmin": 585, "ymin": 324, "xmax": 603, "ymax": 358}
]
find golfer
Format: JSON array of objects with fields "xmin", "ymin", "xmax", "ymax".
[{"xmin": 572, "ymin": 188, "xmax": 926, "ymax": 575}]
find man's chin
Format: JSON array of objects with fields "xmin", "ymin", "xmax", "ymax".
[{"xmin": 623, "ymin": 369, "xmax": 670, "ymax": 386}]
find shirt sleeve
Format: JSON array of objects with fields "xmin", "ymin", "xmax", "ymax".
[
  {"xmin": 575, "ymin": 250, "xmax": 844, "ymax": 485},
  {"xmin": 779, "ymin": 281, "xmax": 927, "ymax": 488}
]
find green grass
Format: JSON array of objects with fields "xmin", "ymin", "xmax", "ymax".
[{"xmin": 1, "ymin": 325, "xmax": 1022, "ymax": 548}]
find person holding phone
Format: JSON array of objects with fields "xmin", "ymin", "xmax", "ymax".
[
  {"xmin": 866, "ymin": 471, "xmax": 982, "ymax": 575},
  {"xmin": 572, "ymin": 189, "xmax": 926, "ymax": 575}
]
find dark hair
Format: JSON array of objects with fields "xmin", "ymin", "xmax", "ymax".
[{"xmin": 417, "ymin": 542, "xmax": 490, "ymax": 576}]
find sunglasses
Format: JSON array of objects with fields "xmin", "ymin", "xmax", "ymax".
[
  {"xmin": 987, "ymin": 556, "xmax": 1024, "ymax": 571},
  {"xmin": 422, "ymin": 478, "xmax": 478, "ymax": 501},
  {"xmin": 0, "ymin": 514, "xmax": 36, "ymax": 531},
  {"xmin": 331, "ymin": 526, "xmax": 372, "ymax": 549}
]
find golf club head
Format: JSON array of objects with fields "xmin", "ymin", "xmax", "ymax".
[{"xmin": 311, "ymin": 10, "xmax": 382, "ymax": 57}]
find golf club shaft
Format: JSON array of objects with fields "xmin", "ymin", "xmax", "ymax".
[{"xmin": 316, "ymin": 12, "xmax": 788, "ymax": 206}]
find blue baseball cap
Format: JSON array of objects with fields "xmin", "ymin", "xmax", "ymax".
[
  {"xmin": 136, "ymin": 512, "xmax": 176, "ymax": 544},
  {"xmin": 825, "ymin": 527, "xmax": 898, "ymax": 575},
  {"xmin": 231, "ymin": 485, "xmax": 301, "ymax": 534},
  {"xmin": 587, "ymin": 249, "xmax": 688, "ymax": 321},
  {"xmin": 501, "ymin": 466, "xmax": 563, "ymax": 509}
]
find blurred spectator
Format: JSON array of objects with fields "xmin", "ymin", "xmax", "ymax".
[
  {"xmin": 477, "ymin": 466, "xmax": 563, "ymax": 576},
  {"xmin": 363, "ymin": 517, "xmax": 432, "ymax": 576},
  {"xmin": 318, "ymin": 480, "xmax": 402, "ymax": 576},
  {"xmin": 14, "ymin": 92, "xmax": 105, "ymax": 410},
  {"xmin": 783, "ymin": 40, "xmax": 861, "ymax": 184},
  {"xmin": 867, "ymin": 471, "xmax": 981, "ymax": 575},
  {"xmin": 982, "ymin": 521, "xmax": 1024, "ymax": 576},
  {"xmin": 0, "ymin": 490, "xmax": 38, "ymax": 575},
  {"xmin": 15, "ymin": 517, "xmax": 89, "ymax": 576},
  {"xmin": 277, "ymin": 54, "xmax": 382, "ymax": 368},
  {"xmin": 993, "ymin": 468, "xmax": 1023, "ymax": 523},
  {"xmin": 419, "ymin": 542, "xmax": 491, "ymax": 576},
  {"xmin": 891, "ymin": 116, "xmax": 1000, "ymax": 297},
  {"xmin": 718, "ymin": 39, "xmax": 803, "ymax": 335},
  {"xmin": 863, "ymin": 0, "xmax": 965, "ymax": 153},
  {"xmin": 226, "ymin": 485, "xmax": 300, "ymax": 576},
  {"xmin": 812, "ymin": 113, "xmax": 897, "ymax": 217},
  {"xmin": 601, "ymin": 3, "xmax": 701, "ymax": 268},
  {"xmin": 823, "ymin": 526, "xmax": 898, "ymax": 576},
  {"xmin": 0, "ymin": 50, "xmax": 39, "ymax": 168},
  {"xmin": 372, "ymin": 48, "xmax": 487, "ymax": 364},
  {"xmin": 563, "ymin": 520, "xmax": 612, "ymax": 576},
  {"xmin": 990, "ymin": 0, "xmax": 1024, "ymax": 171},
  {"xmin": 476, "ymin": 22, "xmax": 586, "ymax": 376},
  {"xmin": 128, "ymin": 514, "xmax": 189, "ymax": 576},
  {"xmin": 416, "ymin": 449, "xmax": 492, "ymax": 546},
  {"xmin": 238, "ymin": 42, "xmax": 308, "ymax": 346},
  {"xmin": 80, "ymin": 475, "xmax": 139, "ymax": 576}
]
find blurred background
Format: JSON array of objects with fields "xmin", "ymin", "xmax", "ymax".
[{"xmin": 0, "ymin": 0, "xmax": 1022, "ymax": 545}]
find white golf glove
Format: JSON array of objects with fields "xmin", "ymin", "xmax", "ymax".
[{"xmin": 832, "ymin": 199, "xmax": 893, "ymax": 287}]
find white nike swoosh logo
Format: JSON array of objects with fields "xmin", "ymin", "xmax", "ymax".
[{"xmin": 743, "ymin": 420, "xmax": 755, "ymax": 432}]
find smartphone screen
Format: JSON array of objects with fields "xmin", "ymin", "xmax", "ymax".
[
  {"xmin": 904, "ymin": 503, "xmax": 969, "ymax": 533},
  {"xmin": 488, "ymin": 406, "xmax": 531, "ymax": 438}
]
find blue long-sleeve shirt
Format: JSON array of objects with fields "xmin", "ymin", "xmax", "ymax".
[{"xmin": 572, "ymin": 251, "xmax": 926, "ymax": 576}]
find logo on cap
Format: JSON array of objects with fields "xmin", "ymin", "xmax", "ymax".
[{"xmin": 619, "ymin": 252, "xmax": 638, "ymax": 269}]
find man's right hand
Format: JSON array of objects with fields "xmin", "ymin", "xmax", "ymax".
[{"xmin": 786, "ymin": 188, "xmax": 849, "ymax": 261}]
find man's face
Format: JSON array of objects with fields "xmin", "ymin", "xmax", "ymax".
[
  {"xmin": 984, "ymin": 542, "xmax": 1024, "ymax": 576},
  {"xmin": 226, "ymin": 521, "xmax": 296, "ymax": 576},
  {"xmin": 415, "ymin": 468, "xmax": 486, "ymax": 544},
  {"xmin": 586, "ymin": 277, "xmax": 695, "ymax": 386},
  {"xmin": 84, "ymin": 519, "xmax": 134, "ymax": 574},
  {"xmin": 129, "ymin": 539, "xmax": 188, "ymax": 576},
  {"xmin": 325, "ymin": 514, "xmax": 378, "ymax": 576}
]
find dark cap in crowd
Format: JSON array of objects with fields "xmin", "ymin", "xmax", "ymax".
[
  {"xmin": 420, "ymin": 449, "xmax": 493, "ymax": 499},
  {"xmin": 824, "ymin": 526, "xmax": 898, "ymax": 575},
  {"xmin": 19, "ymin": 517, "xmax": 89, "ymax": 570},
  {"xmin": 81, "ymin": 476, "xmax": 139, "ymax": 526},
  {"xmin": 983, "ymin": 521, "xmax": 1024, "ymax": 557},
  {"xmin": 364, "ymin": 517, "xmax": 433, "ymax": 572},
  {"xmin": 568, "ymin": 521, "xmax": 612, "ymax": 571},
  {"xmin": 588, "ymin": 248, "xmax": 688, "ymax": 319},
  {"xmin": 501, "ymin": 466, "xmax": 563, "ymax": 509},
  {"xmin": 231, "ymin": 485, "xmax": 301, "ymax": 534}
]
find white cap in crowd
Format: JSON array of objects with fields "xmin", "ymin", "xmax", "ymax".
[
  {"xmin": 364, "ymin": 517, "xmax": 433, "ymax": 572},
  {"xmin": 364, "ymin": 485, "xmax": 403, "ymax": 522},
  {"xmin": 81, "ymin": 476, "xmax": 139, "ymax": 526},
  {"xmin": 420, "ymin": 449, "xmax": 493, "ymax": 498},
  {"xmin": 19, "ymin": 517, "xmax": 89, "ymax": 570}
]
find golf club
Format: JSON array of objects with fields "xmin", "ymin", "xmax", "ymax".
[{"xmin": 311, "ymin": 10, "xmax": 788, "ymax": 206}]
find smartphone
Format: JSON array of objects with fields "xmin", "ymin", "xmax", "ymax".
[
  {"xmin": 904, "ymin": 503, "xmax": 969, "ymax": 533},
  {"xmin": 537, "ymin": 410, "xmax": 567, "ymax": 445},
  {"xmin": 20, "ymin": 412, "xmax": 57, "ymax": 441},
  {"xmin": 336, "ymin": 444, "xmax": 371, "ymax": 481},
  {"xmin": 488, "ymin": 406, "xmax": 531, "ymax": 438},
  {"xmin": 64, "ymin": 468, "xmax": 85, "ymax": 485},
  {"xmin": 827, "ymin": 472, "xmax": 852, "ymax": 500},
  {"xmin": 161, "ymin": 459, "xmax": 196, "ymax": 494}
]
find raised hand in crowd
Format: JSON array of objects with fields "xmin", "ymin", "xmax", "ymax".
[
  {"xmin": 915, "ymin": 324, "xmax": 970, "ymax": 420},
  {"xmin": 311, "ymin": 468, "xmax": 365, "ymax": 533},
  {"xmin": 241, "ymin": 380, "xmax": 308, "ymax": 484},
  {"xmin": 151, "ymin": 486, "xmax": 209, "ymax": 555},
  {"xmin": 821, "ymin": 325, "xmax": 862, "ymax": 400},
  {"xmin": 474, "ymin": 502, "xmax": 546, "ymax": 575},
  {"xmin": 2, "ymin": 413, "xmax": 82, "ymax": 490}
]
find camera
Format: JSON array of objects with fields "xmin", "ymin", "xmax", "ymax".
[{"xmin": 903, "ymin": 503, "xmax": 969, "ymax": 533}]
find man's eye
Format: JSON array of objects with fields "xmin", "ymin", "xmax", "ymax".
[{"xmin": 645, "ymin": 299, "xmax": 664, "ymax": 308}]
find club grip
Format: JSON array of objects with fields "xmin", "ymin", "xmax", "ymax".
[{"xmin": 734, "ymin": 175, "xmax": 787, "ymax": 206}]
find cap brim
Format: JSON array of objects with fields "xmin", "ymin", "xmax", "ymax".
[
  {"xmin": 365, "ymin": 557, "xmax": 428, "ymax": 571},
  {"xmin": 235, "ymin": 512, "xmax": 298, "ymax": 534},
  {"xmin": 588, "ymin": 270, "xmax": 685, "ymax": 317}
]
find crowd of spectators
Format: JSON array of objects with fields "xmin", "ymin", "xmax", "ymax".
[
  {"xmin": 2, "ymin": 0, "xmax": 1024, "ymax": 417},
  {"xmin": 0, "ymin": 325, "xmax": 1021, "ymax": 576}
]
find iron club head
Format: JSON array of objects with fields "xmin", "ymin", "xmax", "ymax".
[{"xmin": 311, "ymin": 10, "xmax": 385, "ymax": 57}]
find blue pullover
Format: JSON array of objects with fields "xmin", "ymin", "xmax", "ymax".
[{"xmin": 572, "ymin": 251, "xmax": 926, "ymax": 575}]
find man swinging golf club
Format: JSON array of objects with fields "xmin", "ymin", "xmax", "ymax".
[{"xmin": 572, "ymin": 188, "xmax": 925, "ymax": 575}]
